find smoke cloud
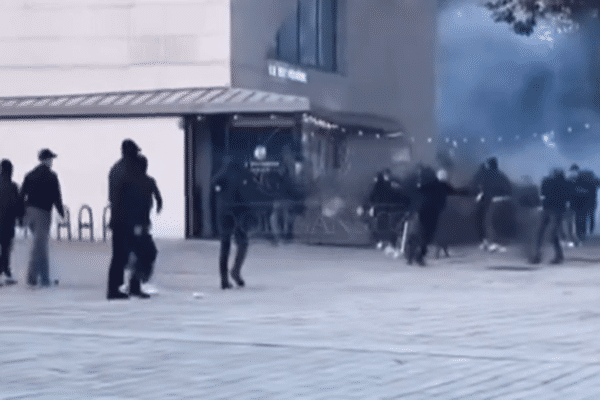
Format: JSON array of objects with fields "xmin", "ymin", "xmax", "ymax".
[{"xmin": 437, "ymin": 1, "xmax": 600, "ymax": 185}]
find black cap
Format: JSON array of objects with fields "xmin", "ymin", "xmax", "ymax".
[
  {"xmin": 38, "ymin": 148, "xmax": 57, "ymax": 161},
  {"xmin": 570, "ymin": 164, "xmax": 580, "ymax": 171},
  {"xmin": 121, "ymin": 139, "xmax": 141, "ymax": 156}
]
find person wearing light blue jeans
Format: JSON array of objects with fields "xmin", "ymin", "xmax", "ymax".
[{"xmin": 21, "ymin": 149, "xmax": 65, "ymax": 287}]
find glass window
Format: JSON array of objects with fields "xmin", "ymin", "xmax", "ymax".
[
  {"xmin": 277, "ymin": 13, "xmax": 299, "ymax": 65},
  {"xmin": 276, "ymin": 0, "xmax": 337, "ymax": 72},
  {"xmin": 318, "ymin": 0, "xmax": 337, "ymax": 72},
  {"xmin": 298, "ymin": 0, "xmax": 318, "ymax": 67}
]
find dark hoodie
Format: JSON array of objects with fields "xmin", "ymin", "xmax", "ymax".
[{"xmin": 0, "ymin": 174, "xmax": 24, "ymax": 241}]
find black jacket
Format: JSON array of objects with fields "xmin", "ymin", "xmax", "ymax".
[
  {"xmin": 541, "ymin": 174, "xmax": 571, "ymax": 213},
  {"xmin": 0, "ymin": 176, "xmax": 24, "ymax": 240},
  {"xmin": 419, "ymin": 180, "xmax": 471, "ymax": 216},
  {"xmin": 21, "ymin": 164, "xmax": 64, "ymax": 217},
  {"xmin": 108, "ymin": 156, "xmax": 140, "ymax": 229}
]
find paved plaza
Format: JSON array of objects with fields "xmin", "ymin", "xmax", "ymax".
[{"xmin": 2, "ymin": 236, "xmax": 600, "ymax": 399}]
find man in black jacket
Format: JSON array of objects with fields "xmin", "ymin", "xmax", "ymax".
[
  {"xmin": 21, "ymin": 149, "xmax": 65, "ymax": 287},
  {"xmin": 409, "ymin": 169, "xmax": 472, "ymax": 266},
  {"xmin": 470, "ymin": 157, "xmax": 513, "ymax": 252},
  {"xmin": 106, "ymin": 139, "xmax": 151, "ymax": 300},
  {"xmin": 532, "ymin": 169, "xmax": 572, "ymax": 264},
  {"xmin": 0, "ymin": 159, "xmax": 24, "ymax": 286},
  {"xmin": 212, "ymin": 155, "xmax": 268, "ymax": 289}
]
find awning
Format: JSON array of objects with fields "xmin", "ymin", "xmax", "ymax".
[{"xmin": 0, "ymin": 87, "xmax": 310, "ymax": 118}]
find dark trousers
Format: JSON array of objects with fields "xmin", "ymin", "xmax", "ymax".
[
  {"xmin": 0, "ymin": 236, "xmax": 13, "ymax": 278},
  {"xmin": 417, "ymin": 211, "xmax": 441, "ymax": 260},
  {"xmin": 107, "ymin": 226, "xmax": 143, "ymax": 296},
  {"xmin": 219, "ymin": 213, "xmax": 249, "ymax": 287},
  {"xmin": 575, "ymin": 209, "xmax": 594, "ymax": 241},
  {"xmin": 535, "ymin": 209, "xmax": 563, "ymax": 260},
  {"xmin": 475, "ymin": 198, "xmax": 491, "ymax": 242}
]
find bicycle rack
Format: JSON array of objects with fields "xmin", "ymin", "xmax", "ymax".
[
  {"xmin": 56, "ymin": 206, "xmax": 72, "ymax": 241},
  {"xmin": 102, "ymin": 205, "xmax": 111, "ymax": 242},
  {"xmin": 78, "ymin": 205, "xmax": 94, "ymax": 242}
]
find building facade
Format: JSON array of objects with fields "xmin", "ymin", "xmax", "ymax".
[{"xmin": 0, "ymin": 0, "xmax": 437, "ymax": 244}]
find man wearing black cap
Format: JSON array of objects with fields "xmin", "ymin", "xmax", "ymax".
[
  {"xmin": 21, "ymin": 149, "xmax": 65, "ymax": 287},
  {"xmin": 0, "ymin": 159, "xmax": 24, "ymax": 286},
  {"xmin": 106, "ymin": 139, "xmax": 150, "ymax": 299}
]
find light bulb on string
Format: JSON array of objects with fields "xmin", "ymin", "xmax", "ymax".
[
  {"xmin": 480, "ymin": 137, "xmax": 485, "ymax": 143},
  {"xmin": 498, "ymin": 136, "xmax": 503, "ymax": 142},
  {"xmin": 445, "ymin": 137, "xmax": 450, "ymax": 143},
  {"xmin": 585, "ymin": 123, "xmax": 590, "ymax": 129},
  {"xmin": 568, "ymin": 127, "xmax": 573, "ymax": 133},
  {"xmin": 427, "ymin": 137, "xmax": 432, "ymax": 143},
  {"xmin": 463, "ymin": 138, "xmax": 468, "ymax": 143}
]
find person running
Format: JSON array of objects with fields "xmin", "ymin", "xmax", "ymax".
[
  {"xmin": 532, "ymin": 169, "xmax": 572, "ymax": 265},
  {"xmin": 409, "ymin": 169, "xmax": 472, "ymax": 266}
]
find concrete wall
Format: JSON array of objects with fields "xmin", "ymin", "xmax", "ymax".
[
  {"xmin": 0, "ymin": 0, "xmax": 231, "ymax": 96},
  {"xmin": 231, "ymin": 0, "xmax": 437, "ymax": 162},
  {"xmin": 0, "ymin": 118, "xmax": 185, "ymax": 239}
]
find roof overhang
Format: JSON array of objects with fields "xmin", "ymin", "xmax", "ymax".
[{"xmin": 0, "ymin": 87, "xmax": 310, "ymax": 118}]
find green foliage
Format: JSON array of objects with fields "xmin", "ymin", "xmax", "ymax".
[{"xmin": 483, "ymin": 0, "xmax": 600, "ymax": 35}]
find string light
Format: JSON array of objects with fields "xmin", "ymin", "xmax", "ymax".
[
  {"xmin": 445, "ymin": 137, "xmax": 450, "ymax": 143},
  {"xmin": 568, "ymin": 127, "xmax": 573, "ymax": 133},
  {"xmin": 427, "ymin": 137, "xmax": 432, "ymax": 143},
  {"xmin": 585, "ymin": 123, "xmax": 590, "ymax": 129},
  {"xmin": 480, "ymin": 137, "xmax": 485, "ymax": 143},
  {"xmin": 463, "ymin": 138, "xmax": 468, "ymax": 143},
  {"xmin": 358, "ymin": 130, "xmax": 364, "ymax": 136}
]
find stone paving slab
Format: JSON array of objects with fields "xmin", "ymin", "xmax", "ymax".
[{"xmin": 2, "ymin": 238, "xmax": 600, "ymax": 398}]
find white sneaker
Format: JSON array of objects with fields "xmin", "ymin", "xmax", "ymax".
[
  {"xmin": 376, "ymin": 242, "xmax": 384, "ymax": 250},
  {"xmin": 384, "ymin": 245, "xmax": 395, "ymax": 256},
  {"xmin": 488, "ymin": 243, "xmax": 499, "ymax": 252}
]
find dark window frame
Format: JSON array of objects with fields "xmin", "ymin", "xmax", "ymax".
[{"xmin": 276, "ymin": 0, "xmax": 337, "ymax": 73}]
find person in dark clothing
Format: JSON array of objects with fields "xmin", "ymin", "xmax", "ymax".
[
  {"xmin": 127, "ymin": 155, "xmax": 162, "ymax": 285},
  {"xmin": 409, "ymin": 169, "xmax": 472, "ymax": 266},
  {"xmin": 532, "ymin": 169, "xmax": 572, "ymax": 264},
  {"xmin": 21, "ymin": 149, "xmax": 65, "ymax": 287},
  {"xmin": 577, "ymin": 169, "xmax": 600, "ymax": 238},
  {"xmin": 0, "ymin": 160, "xmax": 24, "ymax": 285},
  {"xmin": 470, "ymin": 157, "xmax": 512, "ymax": 252},
  {"xmin": 368, "ymin": 169, "xmax": 412, "ymax": 255},
  {"xmin": 106, "ymin": 139, "xmax": 150, "ymax": 300},
  {"xmin": 212, "ymin": 155, "xmax": 268, "ymax": 289}
]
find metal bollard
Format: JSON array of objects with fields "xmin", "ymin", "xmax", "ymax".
[
  {"xmin": 103, "ymin": 205, "xmax": 111, "ymax": 242},
  {"xmin": 78, "ymin": 205, "xmax": 94, "ymax": 242},
  {"xmin": 56, "ymin": 206, "xmax": 72, "ymax": 241}
]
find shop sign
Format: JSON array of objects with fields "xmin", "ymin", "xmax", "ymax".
[{"xmin": 268, "ymin": 62, "xmax": 308, "ymax": 83}]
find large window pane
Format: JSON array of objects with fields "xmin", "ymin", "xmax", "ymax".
[
  {"xmin": 277, "ymin": 13, "xmax": 299, "ymax": 64},
  {"xmin": 318, "ymin": 0, "xmax": 337, "ymax": 71},
  {"xmin": 298, "ymin": 0, "xmax": 318, "ymax": 67}
]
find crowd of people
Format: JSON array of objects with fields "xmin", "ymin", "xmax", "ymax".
[
  {"xmin": 364, "ymin": 157, "xmax": 600, "ymax": 266},
  {"xmin": 1, "ymin": 140, "xmax": 599, "ymax": 297}
]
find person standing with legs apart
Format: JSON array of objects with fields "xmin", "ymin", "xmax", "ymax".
[
  {"xmin": 532, "ymin": 169, "xmax": 571, "ymax": 265},
  {"xmin": 21, "ymin": 149, "xmax": 65, "ymax": 287},
  {"xmin": 106, "ymin": 139, "xmax": 150, "ymax": 300},
  {"xmin": 0, "ymin": 160, "xmax": 24, "ymax": 286},
  {"xmin": 213, "ymin": 156, "xmax": 262, "ymax": 290}
]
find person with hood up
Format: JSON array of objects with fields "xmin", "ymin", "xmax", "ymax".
[
  {"xmin": 0, "ymin": 159, "xmax": 24, "ymax": 286},
  {"xmin": 470, "ymin": 157, "xmax": 512, "ymax": 253}
]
